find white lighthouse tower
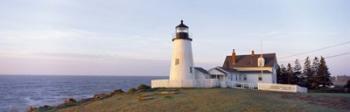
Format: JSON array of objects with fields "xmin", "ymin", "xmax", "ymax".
[{"xmin": 169, "ymin": 20, "xmax": 195, "ymax": 87}]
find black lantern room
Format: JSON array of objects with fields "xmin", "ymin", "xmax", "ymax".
[{"xmin": 173, "ymin": 20, "xmax": 192, "ymax": 41}]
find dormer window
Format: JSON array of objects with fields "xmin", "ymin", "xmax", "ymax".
[{"xmin": 258, "ymin": 56, "xmax": 265, "ymax": 67}]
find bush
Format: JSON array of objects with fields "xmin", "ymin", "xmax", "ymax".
[
  {"xmin": 36, "ymin": 105, "xmax": 54, "ymax": 111},
  {"xmin": 64, "ymin": 98, "xmax": 77, "ymax": 104},
  {"xmin": 345, "ymin": 80, "xmax": 350, "ymax": 88},
  {"xmin": 111, "ymin": 89, "xmax": 124, "ymax": 95},
  {"xmin": 137, "ymin": 84, "xmax": 151, "ymax": 90},
  {"xmin": 93, "ymin": 93, "xmax": 110, "ymax": 99},
  {"xmin": 127, "ymin": 88, "xmax": 137, "ymax": 93},
  {"xmin": 345, "ymin": 80, "xmax": 350, "ymax": 93}
]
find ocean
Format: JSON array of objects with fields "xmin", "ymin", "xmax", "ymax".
[{"xmin": 0, "ymin": 75, "xmax": 166, "ymax": 112}]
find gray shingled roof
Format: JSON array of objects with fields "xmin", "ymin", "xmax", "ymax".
[
  {"xmin": 194, "ymin": 67, "xmax": 209, "ymax": 74},
  {"xmin": 223, "ymin": 53, "xmax": 277, "ymax": 69}
]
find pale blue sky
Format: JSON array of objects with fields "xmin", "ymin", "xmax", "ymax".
[{"xmin": 0, "ymin": 0, "xmax": 349, "ymax": 76}]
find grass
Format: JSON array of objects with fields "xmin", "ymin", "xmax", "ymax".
[{"xmin": 50, "ymin": 88, "xmax": 349, "ymax": 112}]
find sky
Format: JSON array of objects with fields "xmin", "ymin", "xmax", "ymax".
[{"xmin": 0, "ymin": 0, "xmax": 349, "ymax": 76}]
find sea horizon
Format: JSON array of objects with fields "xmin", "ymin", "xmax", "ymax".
[
  {"xmin": 0, "ymin": 75, "xmax": 165, "ymax": 112},
  {"xmin": 0, "ymin": 74, "xmax": 168, "ymax": 77}
]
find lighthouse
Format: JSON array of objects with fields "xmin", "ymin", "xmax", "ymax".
[{"xmin": 169, "ymin": 20, "xmax": 195, "ymax": 87}]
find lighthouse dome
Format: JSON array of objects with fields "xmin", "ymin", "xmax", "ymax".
[
  {"xmin": 173, "ymin": 20, "xmax": 192, "ymax": 41},
  {"xmin": 175, "ymin": 20, "xmax": 189, "ymax": 33},
  {"xmin": 176, "ymin": 20, "xmax": 188, "ymax": 28}
]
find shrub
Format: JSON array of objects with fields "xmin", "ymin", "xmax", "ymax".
[
  {"xmin": 36, "ymin": 105, "xmax": 54, "ymax": 111},
  {"xmin": 93, "ymin": 93, "xmax": 110, "ymax": 99},
  {"xmin": 345, "ymin": 80, "xmax": 350, "ymax": 93},
  {"xmin": 137, "ymin": 84, "xmax": 151, "ymax": 90},
  {"xmin": 127, "ymin": 88, "xmax": 137, "ymax": 93},
  {"xmin": 111, "ymin": 89, "xmax": 124, "ymax": 95},
  {"xmin": 345, "ymin": 80, "xmax": 350, "ymax": 88},
  {"xmin": 64, "ymin": 98, "xmax": 77, "ymax": 104}
]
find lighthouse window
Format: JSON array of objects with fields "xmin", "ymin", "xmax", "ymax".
[{"xmin": 175, "ymin": 58, "xmax": 179, "ymax": 65}]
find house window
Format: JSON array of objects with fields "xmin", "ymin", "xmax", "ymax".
[
  {"xmin": 175, "ymin": 58, "xmax": 179, "ymax": 65},
  {"xmin": 258, "ymin": 77, "xmax": 263, "ymax": 81}
]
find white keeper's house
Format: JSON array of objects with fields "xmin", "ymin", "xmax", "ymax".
[
  {"xmin": 151, "ymin": 20, "xmax": 307, "ymax": 93},
  {"xmin": 206, "ymin": 50, "xmax": 278, "ymax": 88}
]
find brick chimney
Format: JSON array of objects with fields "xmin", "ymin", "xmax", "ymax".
[
  {"xmin": 231, "ymin": 49, "xmax": 236, "ymax": 66},
  {"xmin": 250, "ymin": 50, "xmax": 255, "ymax": 64}
]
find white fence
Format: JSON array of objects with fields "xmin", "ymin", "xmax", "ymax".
[
  {"xmin": 196, "ymin": 79, "xmax": 219, "ymax": 88},
  {"xmin": 225, "ymin": 81, "xmax": 257, "ymax": 89},
  {"xmin": 258, "ymin": 83, "xmax": 308, "ymax": 93},
  {"xmin": 152, "ymin": 80, "xmax": 256, "ymax": 89},
  {"xmin": 152, "ymin": 80, "xmax": 308, "ymax": 93},
  {"xmin": 151, "ymin": 79, "xmax": 170, "ymax": 88}
]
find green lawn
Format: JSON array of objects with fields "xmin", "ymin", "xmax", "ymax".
[{"xmin": 51, "ymin": 88, "xmax": 349, "ymax": 112}]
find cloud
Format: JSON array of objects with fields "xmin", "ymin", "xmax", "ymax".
[
  {"xmin": 0, "ymin": 28, "xmax": 173, "ymax": 75},
  {"xmin": 0, "ymin": 55, "xmax": 170, "ymax": 76},
  {"xmin": 0, "ymin": 28, "xmax": 171, "ymax": 59}
]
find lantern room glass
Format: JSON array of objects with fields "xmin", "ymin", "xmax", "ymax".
[{"xmin": 176, "ymin": 27, "xmax": 188, "ymax": 33}]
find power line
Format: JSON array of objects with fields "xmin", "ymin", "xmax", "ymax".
[
  {"xmin": 279, "ymin": 51, "xmax": 350, "ymax": 64},
  {"xmin": 280, "ymin": 40, "xmax": 350, "ymax": 59},
  {"xmin": 325, "ymin": 52, "xmax": 350, "ymax": 59}
]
